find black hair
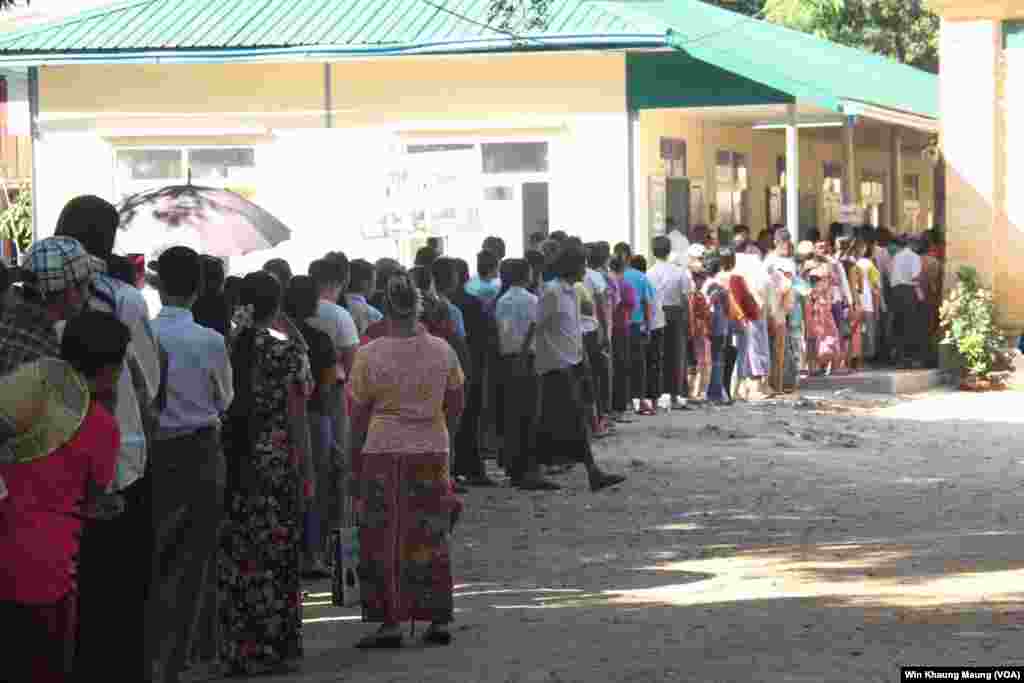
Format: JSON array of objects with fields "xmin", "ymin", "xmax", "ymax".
[
  {"xmin": 609, "ymin": 257, "xmax": 625, "ymax": 274},
  {"xmin": 229, "ymin": 271, "xmax": 282, "ymax": 424},
  {"xmin": 308, "ymin": 258, "xmax": 344, "ymax": 292},
  {"xmin": 426, "ymin": 237, "xmax": 443, "ymax": 250},
  {"xmin": 323, "ymin": 252, "xmax": 351, "ymax": 303},
  {"xmin": 630, "ymin": 255, "xmax": 647, "ymax": 272},
  {"xmin": 733, "ymin": 224, "xmax": 750, "ymax": 237},
  {"xmin": 107, "ymin": 254, "xmax": 137, "ymax": 287},
  {"xmin": 718, "ymin": 246, "xmax": 736, "ymax": 272},
  {"xmin": 453, "ymin": 258, "xmax": 470, "ymax": 286},
  {"xmin": 431, "ymin": 257, "xmax": 458, "ymax": 295},
  {"xmin": 262, "ymin": 258, "xmax": 293, "ymax": 285},
  {"xmin": 158, "ymin": 246, "xmax": 202, "ymax": 299},
  {"xmin": 613, "ymin": 242, "xmax": 632, "ymax": 260},
  {"xmin": 61, "ymin": 310, "xmax": 130, "ymax": 379},
  {"xmin": 549, "ymin": 230, "xmax": 568, "ymax": 243},
  {"xmin": 409, "ymin": 265, "xmax": 433, "ymax": 293},
  {"xmin": 415, "ymin": 246, "xmax": 439, "ymax": 267},
  {"xmin": 54, "ymin": 195, "xmax": 119, "ymax": 261},
  {"xmin": 384, "ymin": 271, "xmax": 418, "ymax": 319},
  {"xmin": 553, "ymin": 244, "xmax": 586, "ymax": 280},
  {"xmin": 565, "ymin": 236, "xmax": 584, "ymax": 250},
  {"xmin": 223, "ymin": 276, "xmax": 243, "ymax": 312},
  {"xmin": 482, "ymin": 236, "xmax": 506, "ymax": 260},
  {"xmin": 284, "ymin": 274, "xmax": 319, "ymax": 322},
  {"xmin": 239, "ymin": 270, "xmax": 282, "ymax": 324},
  {"xmin": 524, "ymin": 250, "xmax": 545, "ymax": 278},
  {"xmin": 200, "ymin": 256, "xmax": 226, "ymax": 294},
  {"xmin": 806, "ymin": 227, "xmax": 821, "ymax": 243},
  {"xmin": 349, "ymin": 259, "xmax": 376, "ymax": 294},
  {"xmin": 476, "ymin": 249, "xmax": 499, "ymax": 278},
  {"xmin": 652, "ymin": 236, "xmax": 672, "ymax": 260},
  {"xmin": 501, "ymin": 258, "xmax": 531, "ymax": 288}
]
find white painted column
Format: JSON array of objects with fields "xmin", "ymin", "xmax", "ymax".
[
  {"xmin": 627, "ymin": 108, "xmax": 641, "ymax": 252},
  {"xmin": 842, "ymin": 116, "xmax": 857, "ymax": 206},
  {"xmin": 889, "ymin": 126, "xmax": 904, "ymax": 233},
  {"xmin": 785, "ymin": 103, "xmax": 800, "ymax": 244}
]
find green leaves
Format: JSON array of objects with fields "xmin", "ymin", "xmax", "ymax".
[
  {"xmin": 940, "ymin": 266, "xmax": 1006, "ymax": 379},
  {"xmin": 486, "ymin": 0, "xmax": 552, "ymax": 32},
  {"xmin": 0, "ymin": 188, "xmax": 32, "ymax": 252},
  {"xmin": 763, "ymin": 0, "xmax": 938, "ymax": 72}
]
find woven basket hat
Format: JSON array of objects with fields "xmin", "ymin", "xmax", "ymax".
[{"xmin": 0, "ymin": 358, "xmax": 90, "ymax": 466}]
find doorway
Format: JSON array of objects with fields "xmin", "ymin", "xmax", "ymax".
[{"xmin": 522, "ymin": 182, "xmax": 549, "ymax": 249}]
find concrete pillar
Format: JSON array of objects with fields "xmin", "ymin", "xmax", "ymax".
[
  {"xmin": 785, "ymin": 103, "xmax": 799, "ymax": 244},
  {"xmin": 841, "ymin": 116, "xmax": 857, "ymax": 206},
  {"xmin": 889, "ymin": 127, "xmax": 904, "ymax": 232},
  {"xmin": 627, "ymin": 108, "xmax": 640, "ymax": 253}
]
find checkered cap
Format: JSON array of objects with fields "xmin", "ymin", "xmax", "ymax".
[{"xmin": 20, "ymin": 236, "xmax": 105, "ymax": 299}]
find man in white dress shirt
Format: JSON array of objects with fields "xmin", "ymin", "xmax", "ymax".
[
  {"xmin": 146, "ymin": 246, "xmax": 233, "ymax": 683},
  {"xmin": 646, "ymin": 236, "xmax": 693, "ymax": 409},
  {"xmin": 54, "ymin": 195, "xmax": 163, "ymax": 683},
  {"xmin": 888, "ymin": 234, "xmax": 924, "ymax": 368}
]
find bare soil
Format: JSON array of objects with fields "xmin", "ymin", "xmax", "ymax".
[{"xmin": 250, "ymin": 389, "xmax": 1024, "ymax": 683}]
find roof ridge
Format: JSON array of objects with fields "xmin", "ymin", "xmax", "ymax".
[{"xmin": 0, "ymin": 0, "xmax": 157, "ymax": 44}]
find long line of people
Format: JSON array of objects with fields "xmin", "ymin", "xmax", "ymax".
[{"xmin": 0, "ymin": 195, "xmax": 943, "ymax": 680}]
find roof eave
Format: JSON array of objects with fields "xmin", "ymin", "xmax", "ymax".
[{"xmin": 0, "ymin": 34, "xmax": 670, "ymax": 67}]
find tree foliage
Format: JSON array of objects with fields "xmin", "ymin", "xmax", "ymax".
[
  {"xmin": 763, "ymin": 0, "xmax": 939, "ymax": 72},
  {"xmin": 488, "ymin": 0, "xmax": 937, "ymax": 73}
]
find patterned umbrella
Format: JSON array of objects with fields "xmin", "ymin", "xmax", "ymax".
[{"xmin": 117, "ymin": 184, "xmax": 291, "ymax": 260}]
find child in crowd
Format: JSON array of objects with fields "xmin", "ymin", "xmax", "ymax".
[
  {"xmin": 688, "ymin": 267, "xmax": 713, "ymax": 400},
  {"xmin": 804, "ymin": 268, "xmax": 839, "ymax": 376}
]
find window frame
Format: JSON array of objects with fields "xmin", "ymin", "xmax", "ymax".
[{"xmin": 113, "ymin": 144, "xmax": 260, "ymax": 200}]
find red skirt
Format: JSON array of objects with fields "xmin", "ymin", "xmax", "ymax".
[{"xmin": 352, "ymin": 450, "xmax": 462, "ymax": 624}]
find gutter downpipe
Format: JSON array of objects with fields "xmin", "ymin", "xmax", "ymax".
[
  {"xmin": 27, "ymin": 66, "xmax": 38, "ymax": 242},
  {"xmin": 627, "ymin": 108, "xmax": 639, "ymax": 253}
]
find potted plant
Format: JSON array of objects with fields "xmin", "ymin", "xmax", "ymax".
[
  {"xmin": 0, "ymin": 188, "xmax": 33, "ymax": 262},
  {"xmin": 939, "ymin": 266, "xmax": 1010, "ymax": 390}
]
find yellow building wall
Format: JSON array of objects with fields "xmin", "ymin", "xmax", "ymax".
[
  {"xmin": 34, "ymin": 54, "xmax": 632, "ymax": 260},
  {"xmin": 637, "ymin": 110, "xmax": 934, "ymax": 255}
]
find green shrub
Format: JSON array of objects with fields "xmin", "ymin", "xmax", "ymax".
[
  {"xmin": 939, "ymin": 266, "xmax": 1006, "ymax": 379},
  {"xmin": 0, "ymin": 188, "xmax": 32, "ymax": 252}
]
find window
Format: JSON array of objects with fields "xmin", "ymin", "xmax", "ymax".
[
  {"xmin": 716, "ymin": 150, "xmax": 748, "ymax": 189},
  {"xmin": 904, "ymin": 174, "xmax": 920, "ymax": 201},
  {"xmin": 115, "ymin": 146, "xmax": 257, "ymax": 200},
  {"xmin": 660, "ymin": 138, "xmax": 686, "ymax": 177},
  {"xmin": 188, "ymin": 148, "xmax": 255, "ymax": 183},
  {"xmin": 116, "ymin": 149, "xmax": 183, "ymax": 181},
  {"xmin": 861, "ymin": 171, "xmax": 885, "ymax": 203},
  {"xmin": 407, "ymin": 143, "xmax": 475, "ymax": 154},
  {"xmin": 483, "ymin": 186, "xmax": 515, "ymax": 201},
  {"xmin": 481, "ymin": 142, "xmax": 548, "ymax": 174}
]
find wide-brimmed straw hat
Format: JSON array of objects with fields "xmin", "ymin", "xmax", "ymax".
[{"xmin": 0, "ymin": 358, "xmax": 90, "ymax": 466}]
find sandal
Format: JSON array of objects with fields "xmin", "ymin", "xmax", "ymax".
[
  {"xmin": 590, "ymin": 473, "xmax": 627, "ymax": 492},
  {"xmin": 355, "ymin": 628, "xmax": 404, "ymax": 649},
  {"xmin": 422, "ymin": 625, "xmax": 453, "ymax": 646}
]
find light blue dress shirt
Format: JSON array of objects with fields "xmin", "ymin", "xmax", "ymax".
[
  {"xmin": 150, "ymin": 306, "xmax": 234, "ymax": 439},
  {"xmin": 495, "ymin": 286, "xmax": 538, "ymax": 356}
]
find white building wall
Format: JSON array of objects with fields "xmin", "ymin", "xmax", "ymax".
[{"xmin": 34, "ymin": 131, "xmax": 113, "ymax": 237}]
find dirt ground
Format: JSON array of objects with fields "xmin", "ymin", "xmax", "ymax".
[{"xmin": 251, "ymin": 388, "xmax": 1024, "ymax": 683}]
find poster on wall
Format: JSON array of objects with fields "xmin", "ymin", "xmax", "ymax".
[{"xmin": 649, "ymin": 176, "xmax": 667, "ymax": 237}]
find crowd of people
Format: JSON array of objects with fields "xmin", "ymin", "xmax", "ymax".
[{"xmin": 0, "ymin": 191, "xmax": 944, "ymax": 681}]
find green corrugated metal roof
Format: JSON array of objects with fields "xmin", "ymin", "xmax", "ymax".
[{"xmin": 0, "ymin": 0, "xmax": 938, "ymax": 119}]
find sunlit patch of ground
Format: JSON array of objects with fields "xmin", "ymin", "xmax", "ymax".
[{"xmin": 598, "ymin": 542, "xmax": 1024, "ymax": 612}]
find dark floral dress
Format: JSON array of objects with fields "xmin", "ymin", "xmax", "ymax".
[{"xmin": 219, "ymin": 331, "xmax": 312, "ymax": 675}]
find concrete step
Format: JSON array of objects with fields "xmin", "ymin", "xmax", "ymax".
[{"xmin": 799, "ymin": 368, "xmax": 949, "ymax": 394}]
